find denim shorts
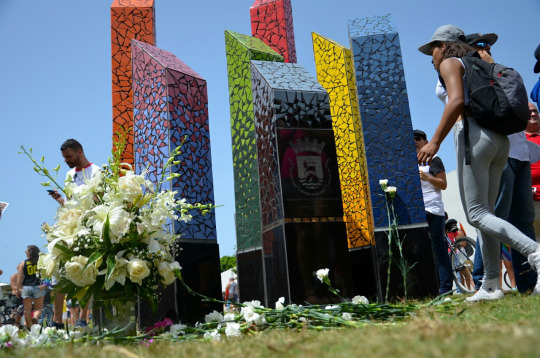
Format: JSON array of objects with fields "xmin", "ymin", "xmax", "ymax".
[{"xmin": 21, "ymin": 286, "xmax": 46, "ymax": 299}]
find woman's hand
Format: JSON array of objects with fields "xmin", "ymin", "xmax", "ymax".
[{"xmin": 417, "ymin": 142, "xmax": 440, "ymax": 165}]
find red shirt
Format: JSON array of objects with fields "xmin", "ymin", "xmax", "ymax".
[{"xmin": 526, "ymin": 132, "xmax": 540, "ymax": 201}]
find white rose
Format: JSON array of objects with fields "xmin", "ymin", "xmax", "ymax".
[
  {"xmin": 57, "ymin": 208, "xmax": 83, "ymax": 235},
  {"xmin": 117, "ymin": 171, "xmax": 145, "ymax": 202},
  {"xmin": 65, "ymin": 256, "xmax": 98, "ymax": 287},
  {"xmin": 379, "ymin": 179, "xmax": 388, "ymax": 186},
  {"xmin": 158, "ymin": 261, "xmax": 181, "ymax": 285},
  {"xmin": 127, "ymin": 258, "xmax": 150, "ymax": 285}
]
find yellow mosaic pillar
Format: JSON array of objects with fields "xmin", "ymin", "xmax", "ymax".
[{"xmin": 312, "ymin": 32, "xmax": 374, "ymax": 248}]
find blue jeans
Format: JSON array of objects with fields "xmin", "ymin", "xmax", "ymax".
[
  {"xmin": 426, "ymin": 211, "xmax": 454, "ymax": 293},
  {"xmin": 472, "ymin": 158, "xmax": 538, "ymax": 291}
]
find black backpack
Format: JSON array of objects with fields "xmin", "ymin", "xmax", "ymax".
[
  {"xmin": 461, "ymin": 52, "xmax": 530, "ymax": 135},
  {"xmin": 439, "ymin": 52, "xmax": 530, "ymax": 164}
]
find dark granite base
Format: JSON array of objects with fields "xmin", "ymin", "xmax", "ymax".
[
  {"xmin": 138, "ymin": 240, "xmax": 222, "ymax": 326},
  {"xmin": 237, "ymin": 248, "xmax": 266, "ymax": 304},
  {"xmin": 375, "ymin": 225, "xmax": 438, "ymax": 300},
  {"xmin": 237, "ymin": 222, "xmax": 354, "ymax": 306},
  {"xmin": 348, "ymin": 245, "xmax": 382, "ymax": 302}
]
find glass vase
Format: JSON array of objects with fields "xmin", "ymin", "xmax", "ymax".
[{"xmin": 93, "ymin": 297, "xmax": 138, "ymax": 337}]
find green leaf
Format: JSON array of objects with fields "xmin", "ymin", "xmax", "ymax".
[
  {"xmin": 53, "ymin": 164, "xmax": 61, "ymax": 172},
  {"xmin": 40, "ymin": 181, "xmax": 51, "ymax": 186},
  {"xmin": 83, "ymin": 251, "xmax": 105, "ymax": 272},
  {"xmin": 106, "ymin": 254, "xmax": 116, "ymax": 283},
  {"xmin": 54, "ymin": 243, "xmax": 73, "ymax": 256}
]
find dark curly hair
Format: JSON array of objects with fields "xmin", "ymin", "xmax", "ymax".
[
  {"xmin": 431, "ymin": 41, "xmax": 474, "ymax": 59},
  {"xmin": 26, "ymin": 245, "xmax": 40, "ymax": 264}
]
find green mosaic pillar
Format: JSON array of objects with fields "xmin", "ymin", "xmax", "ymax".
[{"xmin": 225, "ymin": 30, "xmax": 283, "ymax": 301}]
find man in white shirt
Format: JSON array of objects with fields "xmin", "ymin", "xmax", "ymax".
[
  {"xmin": 415, "ymin": 130, "xmax": 454, "ymax": 294},
  {"xmin": 48, "ymin": 139, "xmax": 100, "ymax": 328},
  {"xmin": 49, "ymin": 139, "xmax": 100, "ymax": 205}
]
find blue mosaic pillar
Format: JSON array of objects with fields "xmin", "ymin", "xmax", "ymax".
[
  {"xmin": 132, "ymin": 40, "xmax": 221, "ymax": 323},
  {"xmin": 250, "ymin": 60, "xmax": 353, "ymax": 306},
  {"xmin": 348, "ymin": 15, "xmax": 437, "ymax": 299}
]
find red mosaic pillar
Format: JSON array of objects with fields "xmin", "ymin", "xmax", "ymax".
[
  {"xmin": 111, "ymin": 0, "xmax": 156, "ymax": 165},
  {"xmin": 250, "ymin": 0, "xmax": 297, "ymax": 63}
]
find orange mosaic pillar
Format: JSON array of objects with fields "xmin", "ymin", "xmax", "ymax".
[{"xmin": 111, "ymin": 0, "xmax": 156, "ymax": 165}]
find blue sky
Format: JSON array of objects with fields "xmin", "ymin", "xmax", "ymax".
[{"xmin": 1, "ymin": 0, "xmax": 539, "ymax": 281}]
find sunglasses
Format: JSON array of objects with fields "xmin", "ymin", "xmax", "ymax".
[
  {"xmin": 474, "ymin": 41, "xmax": 490, "ymax": 49},
  {"xmin": 414, "ymin": 136, "xmax": 424, "ymax": 142}
]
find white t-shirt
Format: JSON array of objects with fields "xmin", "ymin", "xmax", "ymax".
[
  {"xmin": 419, "ymin": 156, "xmax": 445, "ymax": 217},
  {"xmin": 66, "ymin": 163, "xmax": 101, "ymax": 186}
]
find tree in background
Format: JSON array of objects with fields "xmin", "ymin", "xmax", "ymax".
[{"xmin": 220, "ymin": 255, "xmax": 237, "ymax": 273}]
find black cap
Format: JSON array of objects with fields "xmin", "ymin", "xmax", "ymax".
[
  {"xmin": 465, "ymin": 33, "xmax": 498, "ymax": 46},
  {"xmin": 534, "ymin": 43, "xmax": 540, "ymax": 74},
  {"xmin": 413, "ymin": 129, "xmax": 427, "ymax": 140}
]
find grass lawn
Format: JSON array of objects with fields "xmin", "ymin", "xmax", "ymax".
[{"xmin": 6, "ymin": 292, "xmax": 540, "ymax": 358}]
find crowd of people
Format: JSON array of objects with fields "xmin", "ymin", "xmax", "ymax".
[{"xmin": 416, "ymin": 24, "xmax": 540, "ymax": 300}]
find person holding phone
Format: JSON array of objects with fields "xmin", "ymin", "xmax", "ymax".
[{"xmin": 47, "ymin": 139, "xmax": 101, "ymax": 328}]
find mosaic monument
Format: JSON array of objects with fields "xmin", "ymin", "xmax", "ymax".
[
  {"xmin": 348, "ymin": 15, "xmax": 437, "ymax": 298},
  {"xmin": 111, "ymin": 0, "xmax": 156, "ymax": 166},
  {"xmin": 225, "ymin": 31, "xmax": 284, "ymax": 303},
  {"xmin": 250, "ymin": 60, "xmax": 353, "ymax": 305},
  {"xmin": 250, "ymin": 0, "xmax": 297, "ymax": 63},
  {"xmin": 312, "ymin": 32, "xmax": 379, "ymax": 297},
  {"xmin": 131, "ymin": 39, "xmax": 221, "ymax": 323}
]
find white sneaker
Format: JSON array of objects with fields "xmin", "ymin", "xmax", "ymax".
[
  {"xmin": 527, "ymin": 246, "xmax": 540, "ymax": 296},
  {"xmin": 466, "ymin": 279, "xmax": 504, "ymax": 302}
]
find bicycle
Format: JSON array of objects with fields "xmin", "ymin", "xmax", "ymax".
[
  {"xmin": 0, "ymin": 295, "xmax": 54, "ymax": 327},
  {"xmin": 445, "ymin": 219, "xmax": 477, "ymax": 293}
]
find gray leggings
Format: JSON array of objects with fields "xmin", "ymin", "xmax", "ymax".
[{"xmin": 454, "ymin": 119, "xmax": 539, "ymax": 280}]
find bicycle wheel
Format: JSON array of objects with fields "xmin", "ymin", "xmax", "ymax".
[{"xmin": 450, "ymin": 237, "xmax": 476, "ymax": 293}]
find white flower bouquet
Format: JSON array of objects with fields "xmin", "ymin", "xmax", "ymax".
[{"xmin": 20, "ymin": 139, "xmax": 213, "ymax": 310}]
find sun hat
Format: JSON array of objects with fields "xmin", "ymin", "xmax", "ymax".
[
  {"xmin": 534, "ymin": 43, "xmax": 540, "ymax": 74},
  {"xmin": 464, "ymin": 33, "xmax": 498, "ymax": 47},
  {"xmin": 413, "ymin": 129, "xmax": 427, "ymax": 140},
  {"xmin": 418, "ymin": 24, "xmax": 466, "ymax": 55}
]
